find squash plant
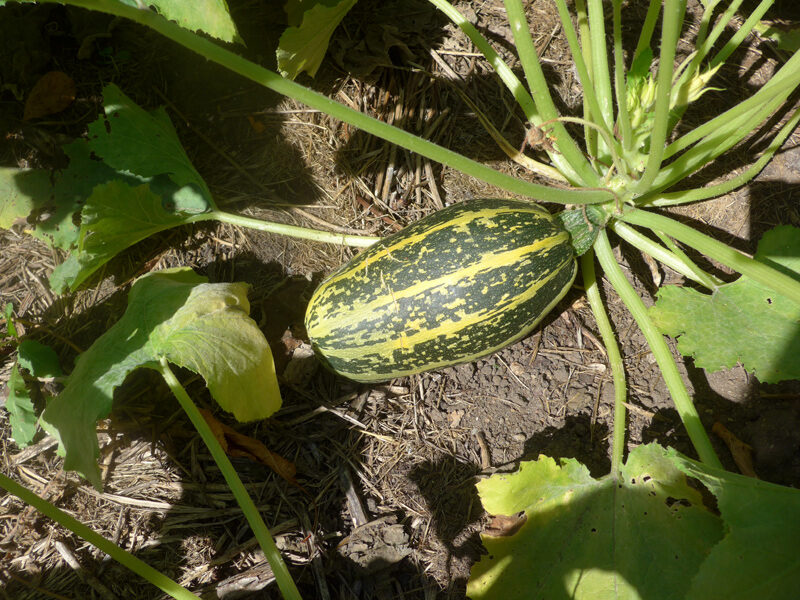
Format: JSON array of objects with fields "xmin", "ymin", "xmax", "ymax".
[{"xmin": 2, "ymin": 0, "xmax": 800, "ymax": 598}]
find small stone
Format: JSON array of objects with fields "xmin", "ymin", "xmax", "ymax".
[{"xmin": 509, "ymin": 361, "xmax": 526, "ymax": 377}]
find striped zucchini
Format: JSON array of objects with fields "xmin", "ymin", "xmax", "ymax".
[{"xmin": 305, "ymin": 198, "xmax": 577, "ymax": 382}]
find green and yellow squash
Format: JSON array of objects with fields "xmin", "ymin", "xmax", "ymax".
[{"xmin": 305, "ymin": 198, "xmax": 586, "ymax": 382}]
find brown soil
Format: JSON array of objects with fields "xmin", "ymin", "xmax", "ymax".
[{"xmin": 2, "ymin": 1, "xmax": 800, "ymax": 599}]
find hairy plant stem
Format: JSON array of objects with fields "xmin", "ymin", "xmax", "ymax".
[
  {"xmin": 593, "ymin": 231, "xmax": 722, "ymax": 468},
  {"xmin": 157, "ymin": 358, "xmax": 302, "ymax": 600},
  {"xmin": 0, "ymin": 473, "xmax": 199, "ymax": 600},
  {"xmin": 55, "ymin": 0, "xmax": 612, "ymax": 205},
  {"xmin": 634, "ymin": 0, "xmax": 685, "ymax": 194},
  {"xmin": 200, "ymin": 211, "xmax": 380, "ymax": 247},
  {"xmin": 503, "ymin": 0, "xmax": 602, "ymax": 187},
  {"xmin": 610, "ymin": 221, "xmax": 721, "ymax": 290},
  {"xmin": 619, "ymin": 209, "xmax": 800, "ymax": 307},
  {"xmin": 581, "ymin": 252, "xmax": 626, "ymax": 473}
]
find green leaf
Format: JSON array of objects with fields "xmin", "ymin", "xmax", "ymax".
[
  {"xmin": 5, "ymin": 364, "xmax": 37, "ymax": 447},
  {"xmin": 115, "ymin": 0, "xmax": 239, "ymax": 43},
  {"xmin": 277, "ymin": 0, "xmax": 359, "ymax": 79},
  {"xmin": 17, "ymin": 340, "xmax": 62, "ymax": 378},
  {"xmin": 650, "ymin": 226, "xmax": 800, "ymax": 383},
  {"xmin": 88, "ymin": 84, "xmax": 213, "ymax": 204},
  {"xmin": 669, "ymin": 452, "xmax": 800, "ymax": 599},
  {"xmin": 0, "ymin": 141, "xmax": 142, "ymax": 250},
  {"xmin": 40, "ymin": 268, "xmax": 281, "ymax": 488},
  {"xmin": 755, "ymin": 21, "xmax": 800, "ymax": 53},
  {"xmin": 4, "ymin": 303, "xmax": 17, "ymax": 339},
  {"xmin": 49, "ymin": 180, "xmax": 206, "ymax": 293},
  {"xmin": 467, "ymin": 444, "xmax": 723, "ymax": 600}
]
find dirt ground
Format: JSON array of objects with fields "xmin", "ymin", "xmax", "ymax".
[{"xmin": 2, "ymin": 1, "xmax": 800, "ymax": 598}]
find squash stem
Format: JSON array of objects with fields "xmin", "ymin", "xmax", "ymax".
[
  {"xmin": 618, "ymin": 209, "xmax": 800, "ymax": 307},
  {"xmin": 52, "ymin": 0, "xmax": 611, "ymax": 205},
  {"xmin": 581, "ymin": 251, "xmax": 627, "ymax": 474},
  {"xmin": 0, "ymin": 473, "xmax": 199, "ymax": 600},
  {"xmin": 157, "ymin": 358, "xmax": 303, "ymax": 600},
  {"xmin": 202, "ymin": 210, "xmax": 380, "ymax": 247},
  {"xmin": 593, "ymin": 232, "xmax": 722, "ymax": 468}
]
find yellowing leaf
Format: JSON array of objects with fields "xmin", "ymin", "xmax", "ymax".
[{"xmin": 41, "ymin": 269, "xmax": 280, "ymax": 488}]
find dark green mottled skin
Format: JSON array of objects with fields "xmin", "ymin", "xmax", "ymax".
[{"xmin": 306, "ymin": 199, "xmax": 577, "ymax": 382}]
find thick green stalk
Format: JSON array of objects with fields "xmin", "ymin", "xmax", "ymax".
[
  {"xmin": 641, "ymin": 105, "xmax": 800, "ymax": 206},
  {"xmin": 649, "ymin": 84, "xmax": 796, "ymax": 195},
  {"xmin": 552, "ymin": 0, "xmax": 609, "ymax": 143},
  {"xmin": 574, "ymin": 0, "xmax": 597, "ymax": 155},
  {"xmin": 581, "ymin": 251, "xmax": 627, "ymax": 473},
  {"xmin": 157, "ymin": 358, "xmax": 302, "ymax": 600},
  {"xmin": 503, "ymin": 0, "xmax": 602, "ymax": 187},
  {"xmin": 634, "ymin": 0, "xmax": 686, "ymax": 194},
  {"xmin": 682, "ymin": 0, "xmax": 745, "ymax": 84},
  {"xmin": 653, "ymin": 230, "xmax": 723, "ymax": 289},
  {"xmin": 665, "ymin": 56, "xmax": 800, "ymax": 161},
  {"xmin": 708, "ymin": 0, "xmax": 774, "ymax": 69},
  {"xmin": 611, "ymin": 0, "xmax": 632, "ymax": 153},
  {"xmin": 425, "ymin": 0, "xmax": 536, "ymax": 120},
  {"xmin": 586, "ymin": 0, "xmax": 613, "ymax": 135},
  {"xmin": 199, "ymin": 211, "xmax": 380, "ymax": 247},
  {"xmin": 55, "ymin": 0, "xmax": 611, "ymax": 205},
  {"xmin": 632, "ymin": 0, "xmax": 661, "ymax": 60},
  {"xmin": 0, "ymin": 473, "xmax": 199, "ymax": 600},
  {"xmin": 593, "ymin": 231, "xmax": 722, "ymax": 468},
  {"xmin": 618, "ymin": 209, "xmax": 800, "ymax": 307},
  {"xmin": 610, "ymin": 221, "xmax": 720, "ymax": 289}
]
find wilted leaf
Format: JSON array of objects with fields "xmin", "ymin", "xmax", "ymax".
[
  {"xmin": 468, "ymin": 444, "xmax": 723, "ymax": 599},
  {"xmin": 41, "ymin": 268, "xmax": 281, "ymax": 488},
  {"xmin": 712, "ymin": 422, "xmax": 757, "ymax": 478},
  {"xmin": 23, "ymin": 71, "xmax": 76, "ymax": 121},
  {"xmin": 650, "ymin": 226, "xmax": 800, "ymax": 383},
  {"xmin": 5, "ymin": 364, "xmax": 37, "ymax": 447},
  {"xmin": 200, "ymin": 408, "xmax": 298, "ymax": 486},
  {"xmin": 277, "ymin": 0, "xmax": 358, "ymax": 79}
]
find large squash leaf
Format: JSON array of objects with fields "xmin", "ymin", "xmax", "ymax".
[{"xmin": 468, "ymin": 444, "xmax": 723, "ymax": 599}]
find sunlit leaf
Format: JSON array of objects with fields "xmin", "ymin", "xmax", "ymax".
[
  {"xmin": 49, "ymin": 180, "xmax": 207, "ymax": 292},
  {"xmin": 17, "ymin": 340, "xmax": 62, "ymax": 378},
  {"xmin": 670, "ymin": 451, "xmax": 800, "ymax": 599},
  {"xmin": 87, "ymin": 84, "xmax": 213, "ymax": 204},
  {"xmin": 468, "ymin": 444, "xmax": 723, "ymax": 599},
  {"xmin": 113, "ymin": 0, "xmax": 240, "ymax": 43},
  {"xmin": 651, "ymin": 226, "xmax": 800, "ymax": 383},
  {"xmin": 0, "ymin": 141, "xmax": 141, "ymax": 251}
]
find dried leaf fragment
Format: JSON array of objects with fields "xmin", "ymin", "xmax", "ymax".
[
  {"xmin": 484, "ymin": 511, "xmax": 527, "ymax": 537},
  {"xmin": 712, "ymin": 422, "xmax": 758, "ymax": 478},
  {"xmin": 200, "ymin": 408, "xmax": 298, "ymax": 486},
  {"xmin": 23, "ymin": 71, "xmax": 76, "ymax": 121}
]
